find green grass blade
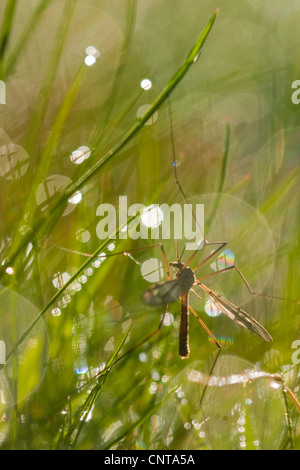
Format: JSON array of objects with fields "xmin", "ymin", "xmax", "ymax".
[
  {"xmin": 91, "ymin": 0, "xmax": 138, "ymax": 150},
  {"xmin": 206, "ymin": 121, "xmax": 231, "ymax": 233},
  {"xmin": 12, "ymin": 64, "xmax": 87, "ymax": 252},
  {"xmin": 24, "ymin": 0, "xmax": 76, "ymax": 155},
  {"xmin": 104, "ymin": 382, "xmax": 182, "ymax": 450},
  {"xmin": 0, "ymin": 9, "xmax": 219, "ymax": 279},
  {"xmin": 0, "ymin": 0, "xmax": 18, "ymax": 76},
  {"xmin": 65, "ymin": 322, "xmax": 132, "ymax": 449},
  {"xmin": 3, "ymin": 0, "xmax": 52, "ymax": 78},
  {"xmin": 5, "ymin": 213, "xmax": 138, "ymax": 363}
]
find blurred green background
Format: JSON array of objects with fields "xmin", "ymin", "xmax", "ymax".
[{"xmin": 0, "ymin": 0, "xmax": 299, "ymax": 450}]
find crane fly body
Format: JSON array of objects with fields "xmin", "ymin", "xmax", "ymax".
[
  {"xmin": 142, "ymin": 262, "xmax": 195, "ymax": 306},
  {"xmin": 142, "ymin": 256, "xmax": 273, "ymax": 359},
  {"xmin": 142, "ymin": 261, "xmax": 196, "ymax": 358}
]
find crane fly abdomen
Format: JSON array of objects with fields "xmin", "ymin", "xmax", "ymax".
[
  {"xmin": 179, "ymin": 293, "xmax": 190, "ymax": 358},
  {"xmin": 142, "ymin": 266, "xmax": 195, "ymax": 357}
]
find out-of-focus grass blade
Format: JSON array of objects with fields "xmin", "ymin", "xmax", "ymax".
[
  {"xmin": 206, "ymin": 121, "xmax": 231, "ymax": 234},
  {"xmin": 91, "ymin": 0, "xmax": 137, "ymax": 150},
  {"xmin": 5, "ymin": 2, "xmax": 82, "ymax": 275},
  {"xmin": 259, "ymin": 169, "xmax": 299, "ymax": 215},
  {"xmin": 284, "ymin": 385, "xmax": 300, "ymax": 414},
  {"xmin": 105, "ymin": 382, "xmax": 182, "ymax": 450},
  {"xmin": 3, "ymin": 0, "xmax": 52, "ymax": 78},
  {"xmin": 5, "ymin": 213, "xmax": 138, "ymax": 363},
  {"xmin": 233, "ymin": 168, "xmax": 299, "ymax": 248},
  {"xmin": 64, "ymin": 322, "xmax": 133, "ymax": 449},
  {"xmin": 0, "ymin": 8, "xmax": 219, "ymax": 278},
  {"xmin": 0, "ymin": 0, "xmax": 18, "ymax": 76},
  {"xmin": 24, "ymin": 0, "xmax": 76, "ymax": 155},
  {"xmin": 12, "ymin": 64, "xmax": 87, "ymax": 253}
]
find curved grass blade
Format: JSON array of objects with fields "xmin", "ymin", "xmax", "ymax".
[
  {"xmin": 0, "ymin": 8, "xmax": 220, "ymax": 280},
  {"xmin": 5, "ymin": 213, "xmax": 138, "ymax": 364},
  {"xmin": 0, "ymin": 0, "xmax": 18, "ymax": 76},
  {"xmin": 3, "ymin": 0, "xmax": 52, "ymax": 78}
]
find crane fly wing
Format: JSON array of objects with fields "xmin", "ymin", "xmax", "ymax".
[
  {"xmin": 199, "ymin": 283, "xmax": 273, "ymax": 342},
  {"xmin": 142, "ymin": 279, "xmax": 182, "ymax": 306},
  {"xmin": 213, "ymin": 296, "xmax": 273, "ymax": 342}
]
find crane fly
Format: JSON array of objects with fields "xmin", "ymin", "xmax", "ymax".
[
  {"xmin": 142, "ymin": 245, "xmax": 272, "ymax": 358},
  {"xmin": 46, "ymin": 96, "xmax": 300, "ymax": 426},
  {"xmin": 140, "ymin": 98, "xmax": 273, "ymax": 358}
]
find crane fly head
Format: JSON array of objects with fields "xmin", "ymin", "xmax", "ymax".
[{"xmin": 169, "ymin": 260, "xmax": 184, "ymax": 273}]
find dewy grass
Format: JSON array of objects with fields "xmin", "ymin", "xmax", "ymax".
[
  {"xmin": 0, "ymin": 8, "xmax": 219, "ymax": 281},
  {"xmin": 63, "ymin": 322, "xmax": 133, "ymax": 449},
  {"xmin": 1, "ymin": 2, "xmax": 299, "ymax": 451},
  {"xmin": 23, "ymin": 0, "xmax": 76, "ymax": 155},
  {"xmin": 10, "ymin": 2, "xmax": 80, "ymax": 252},
  {"xmin": 5, "ymin": 213, "xmax": 138, "ymax": 363},
  {"xmin": 90, "ymin": 0, "xmax": 137, "ymax": 150},
  {"xmin": 14, "ymin": 63, "xmax": 87, "ymax": 252}
]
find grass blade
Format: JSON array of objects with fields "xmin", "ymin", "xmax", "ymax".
[
  {"xmin": 24, "ymin": 0, "xmax": 76, "ymax": 155},
  {"xmin": 3, "ymin": 0, "xmax": 52, "ymax": 77},
  {"xmin": 105, "ymin": 382, "xmax": 182, "ymax": 450},
  {"xmin": 206, "ymin": 121, "xmax": 231, "ymax": 233},
  {"xmin": 5, "ymin": 213, "xmax": 138, "ymax": 363},
  {"xmin": 0, "ymin": 9, "xmax": 219, "ymax": 279},
  {"xmin": 65, "ymin": 322, "xmax": 132, "ymax": 449},
  {"xmin": 0, "ymin": 0, "xmax": 18, "ymax": 76},
  {"xmin": 91, "ymin": 0, "xmax": 138, "ymax": 150}
]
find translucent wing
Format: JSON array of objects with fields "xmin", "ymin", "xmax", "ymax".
[
  {"xmin": 199, "ymin": 283, "xmax": 273, "ymax": 342},
  {"xmin": 142, "ymin": 279, "xmax": 182, "ymax": 306}
]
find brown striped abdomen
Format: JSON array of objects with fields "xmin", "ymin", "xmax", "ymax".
[{"xmin": 179, "ymin": 293, "xmax": 190, "ymax": 358}]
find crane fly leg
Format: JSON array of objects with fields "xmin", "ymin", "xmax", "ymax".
[{"xmin": 188, "ymin": 304, "xmax": 222, "ymax": 349}]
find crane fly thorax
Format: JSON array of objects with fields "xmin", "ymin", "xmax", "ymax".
[
  {"xmin": 176, "ymin": 266, "xmax": 196, "ymax": 293},
  {"xmin": 142, "ymin": 263, "xmax": 196, "ymax": 307}
]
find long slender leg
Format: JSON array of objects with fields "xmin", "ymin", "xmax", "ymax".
[
  {"xmin": 197, "ymin": 348, "xmax": 223, "ymax": 449},
  {"xmin": 115, "ymin": 304, "xmax": 169, "ymax": 362},
  {"xmin": 35, "ymin": 306, "xmax": 170, "ymax": 415},
  {"xmin": 168, "ymin": 98, "xmax": 233, "ymax": 276},
  {"xmin": 51, "ymin": 241, "xmax": 173, "ymax": 369},
  {"xmin": 168, "ymin": 99, "xmax": 195, "ymax": 213},
  {"xmin": 199, "ymin": 348, "xmax": 222, "ymax": 406},
  {"xmin": 168, "ymin": 98, "xmax": 207, "ymax": 252},
  {"xmin": 54, "ymin": 241, "xmax": 171, "ymax": 281},
  {"xmin": 188, "ymin": 304, "xmax": 222, "ymax": 349},
  {"xmin": 183, "ymin": 240, "xmax": 228, "ymax": 271},
  {"xmin": 197, "ymin": 264, "xmax": 299, "ymax": 304},
  {"xmin": 169, "ymin": 98, "xmax": 227, "ymax": 254},
  {"xmin": 190, "ymin": 288, "xmax": 202, "ymax": 301}
]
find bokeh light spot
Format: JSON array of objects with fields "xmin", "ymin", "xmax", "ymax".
[{"xmin": 141, "ymin": 258, "xmax": 164, "ymax": 283}]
